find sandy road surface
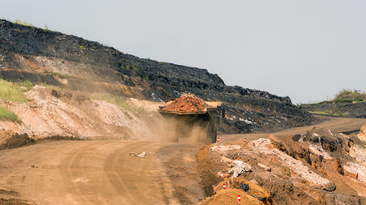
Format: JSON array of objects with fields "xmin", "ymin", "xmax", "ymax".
[
  {"xmin": 0, "ymin": 117, "xmax": 365, "ymax": 204},
  {"xmin": 0, "ymin": 140, "xmax": 203, "ymax": 205},
  {"xmin": 219, "ymin": 116, "xmax": 366, "ymax": 143}
]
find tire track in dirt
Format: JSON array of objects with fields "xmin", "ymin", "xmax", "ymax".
[
  {"xmin": 104, "ymin": 141, "xmax": 176, "ymax": 205},
  {"xmin": 0, "ymin": 140, "xmax": 181, "ymax": 205},
  {"xmin": 59, "ymin": 140, "xmax": 113, "ymax": 204}
]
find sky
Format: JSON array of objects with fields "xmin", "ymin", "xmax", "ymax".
[{"xmin": 1, "ymin": 0, "xmax": 365, "ymax": 104}]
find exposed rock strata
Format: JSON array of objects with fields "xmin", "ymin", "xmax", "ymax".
[{"xmin": 0, "ymin": 19, "xmax": 316, "ymax": 134}]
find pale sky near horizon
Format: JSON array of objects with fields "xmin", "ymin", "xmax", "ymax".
[{"xmin": 1, "ymin": 1, "xmax": 365, "ymax": 104}]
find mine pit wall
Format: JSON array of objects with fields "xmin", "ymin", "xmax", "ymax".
[
  {"xmin": 0, "ymin": 19, "xmax": 315, "ymax": 134},
  {"xmin": 0, "ymin": 56, "xmax": 314, "ymax": 135}
]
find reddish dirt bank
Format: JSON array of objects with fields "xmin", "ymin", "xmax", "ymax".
[{"xmin": 199, "ymin": 119, "xmax": 366, "ymax": 204}]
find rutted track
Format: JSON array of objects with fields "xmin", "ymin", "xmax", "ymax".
[{"xmin": 0, "ymin": 140, "xmax": 182, "ymax": 205}]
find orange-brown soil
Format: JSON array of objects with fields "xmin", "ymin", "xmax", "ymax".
[{"xmin": 161, "ymin": 93, "xmax": 210, "ymax": 112}]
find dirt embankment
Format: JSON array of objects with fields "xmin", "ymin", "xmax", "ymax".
[
  {"xmin": 0, "ymin": 85, "xmax": 163, "ymax": 148},
  {"xmin": 197, "ymin": 126, "xmax": 366, "ymax": 204}
]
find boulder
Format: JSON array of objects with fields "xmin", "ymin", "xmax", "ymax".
[
  {"xmin": 228, "ymin": 160, "xmax": 251, "ymax": 177},
  {"xmin": 323, "ymin": 181, "xmax": 336, "ymax": 192}
]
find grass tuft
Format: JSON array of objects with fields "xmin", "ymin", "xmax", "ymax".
[
  {"xmin": 0, "ymin": 79, "xmax": 27, "ymax": 103},
  {"xmin": 43, "ymin": 70, "xmax": 69, "ymax": 78},
  {"xmin": 0, "ymin": 106, "xmax": 20, "ymax": 122},
  {"xmin": 19, "ymin": 80, "xmax": 34, "ymax": 90},
  {"xmin": 13, "ymin": 19, "xmax": 34, "ymax": 27}
]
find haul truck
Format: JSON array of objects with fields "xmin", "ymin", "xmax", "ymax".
[{"xmin": 158, "ymin": 101, "xmax": 222, "ymax": 144}]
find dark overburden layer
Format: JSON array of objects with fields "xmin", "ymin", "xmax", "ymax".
[{"xmin": 0, "ymin": 19, "xmax": 316, "ymax": 133}]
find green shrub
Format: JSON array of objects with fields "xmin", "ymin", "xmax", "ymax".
[
  {"xmin": 334, "ymin": 89, "xmax": 366, "ymax": 101},
  {"xmin": 19, "ymin": 80, "xmax": 34, "ymax": 90},
  {"xmin": 0, "ymin": 79, "xmax": 27, "ymax": 102},
  {"xmin": 53, "ymin": 72, "xmax": 69, "ymax": 78},
  {"xmin": 43, "ymin": 70, "xmax": 69, "ymax": 78},
  {"xmin": 334, "ymin": 99, "xmax": 353, "ymax": 103},
  {"xmin": 0, "ymin": 106, "xmax": 20, "ymax": 122}
]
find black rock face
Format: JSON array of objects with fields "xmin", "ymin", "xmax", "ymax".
[
  {"xmin": 0, "ymin": 19, "xmax": 316, "ymax": 134},
  {"xmin": 240, "ymin": 183, "xmax": 250, "ymax": 192}
]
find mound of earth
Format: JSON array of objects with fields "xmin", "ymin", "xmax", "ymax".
[
  {"xmin": 197, "ymin": 126, "xmax": 366, "ymax": 204},
  {"xmin": 161, "ymin": 93, "xmax": 210, "ymax": 112},
  {"xmin": 198, "ymin": 189, "xmax": 265, "ymax": 205}
]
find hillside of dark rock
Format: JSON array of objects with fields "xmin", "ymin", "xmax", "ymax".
[{"xmin": 0, "ymin": 19, "xmax": 316, "ymax": 134}]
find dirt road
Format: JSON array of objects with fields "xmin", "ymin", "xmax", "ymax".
[
  {"xmin": 0, "ymin": 117, "xmax": 365, "ymax": 204},
  {"xmin": 0, "ymin": 140, "xmax": 203, "ymax": 205},
  {"xmin": 219, "ymin": 116, "xmax": 366, "ymax": 143}
]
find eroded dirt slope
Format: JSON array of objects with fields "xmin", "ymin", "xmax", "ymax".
[{"xmin": 0, "ymin": 85, "xmax": 163, "ymax": 145}]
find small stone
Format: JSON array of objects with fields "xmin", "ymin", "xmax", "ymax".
[
  {"xmin": 323, "ymin": 181, "xmax": 336, "ymax": 192},
  {"xmin": 240, "ymin": 183, "xmax": 250, "ymax": 192},
  {"xmin": 258, "ymin": 163, "xmax": 271, "ymax": 172},
  {"xmin": 137, "ymin": 152, "xmax": 146, "ymax": 157}
]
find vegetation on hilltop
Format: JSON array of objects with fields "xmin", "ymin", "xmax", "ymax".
[
  {"xmin": 334, "ymin": 89, "xmax": 366, "ymax": 101},
  {"xmin": 299, "ymin": 89, "xmax": 366, "ymax": 118},
  {"xmin": 309, "ymin": 89, "xmax": 365, "ymax": 106}
]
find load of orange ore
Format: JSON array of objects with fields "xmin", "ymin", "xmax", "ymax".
[{"xmin": 161, "ymin": 93, "xmax": 210, "ymax": 113}]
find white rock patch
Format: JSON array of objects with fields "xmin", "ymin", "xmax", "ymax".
[{"xmin": 249, "ymin": 138, "xmax": 330, "ymax": 185}]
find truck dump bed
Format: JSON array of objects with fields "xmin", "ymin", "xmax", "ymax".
[
  {"xmin": 158, "ymin": 93, "xmax": 221, "ymax": 114},
  {"xmin": 158, "ymin": 94, "xmax": 221, "ymax": 144}
]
